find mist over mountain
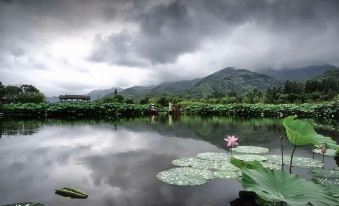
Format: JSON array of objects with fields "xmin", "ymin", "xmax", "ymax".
[{"xmin": 260, "ymin": 64, "xmax": 338, "ymax": 81}]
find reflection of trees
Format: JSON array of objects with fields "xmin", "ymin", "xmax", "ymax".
[{"xmin": 0, "ymin": 119, "xmax": 44, "ymax": 136}]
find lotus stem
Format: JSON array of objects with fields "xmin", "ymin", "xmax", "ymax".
[
  {"xmin": 289, "ymin": 145, "xmax": 296, "ymax": 174},
  {"xmin": 280, "ymin": 136, "xmax": 284, "ymax": 171}
]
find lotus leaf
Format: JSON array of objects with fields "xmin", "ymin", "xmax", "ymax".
[
  {"xmin": 172, "ymin": 157, "xmax": 196, "ymax": 167},
  {"xmin": 312, "ymin": 148, "xmax": 337, "ymax": 156},
  {"xmin": 309, "ymin": 168, "xmax": 339, "ymax": 179},
  {"xmin": 232, "ymin": 154, "xmax": 267, "ymax": 162},
  {"xmin": 266, "ymin": 155, "xmax": 323, "ymax": 168},
  {"xmin": 313, "ymin": 177, "xmax": 339, "ymax": 186},
  {"xmin": 261, "ymin": 162, "xmax": 281, "ymax": 170},
  {"xmin": 156, "ymin": 167, "xmax": 214, "ymax": 186},
  {"xmin": 283, "ymin": 116, "xmax": 337, "ymax": 147},
  {"xmin": 196, "ymin": 152, "xmax": 229, "ymax": 161},
  {"xmin": 241, "ymin": 163, "xmax": 338, "ymax": 206},
  {"xmin": 191, "ymin": 158, "xmax": 239, "ymax": 171},
  {"xmin": 232, "ymin": 146, "xmax": 269, "ymax": 154},
  {"xmin": 213, "ymin": 170, "xmax": 240, "ymax": 179},
  {"xmin": 283, "ymin": 116, "xmax": 318, "ymax": 146}
]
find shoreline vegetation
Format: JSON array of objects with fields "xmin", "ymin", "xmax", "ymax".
[{"xmin": 1, "ymin": 102, "xmax": 338, "ymax": 120}]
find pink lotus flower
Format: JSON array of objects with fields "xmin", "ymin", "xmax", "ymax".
[{"xmin": 224, "ymin": 135, "xmax": 239, "ymax": 149}]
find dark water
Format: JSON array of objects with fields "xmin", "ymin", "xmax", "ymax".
[{"xmin": 0, "ymin": 116, "xmax": 338, "ymax": 206}]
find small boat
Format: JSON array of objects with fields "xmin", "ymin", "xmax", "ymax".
[{"xmin": 55, "ymin": 187, "xmax": 88, "ymax": 199}]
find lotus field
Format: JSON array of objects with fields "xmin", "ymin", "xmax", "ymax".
[
  {"xmin": 1, "ymin": 102, "xmax": 339, "ymax": 119},
  {"xmin": 157, "ymin": 117, "xmax": 339, "ymax": 205}
]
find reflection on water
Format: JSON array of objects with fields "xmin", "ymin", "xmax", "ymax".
[{"xmin": 0, "ymin": 116, "xmax": 338, "ymax": 206}]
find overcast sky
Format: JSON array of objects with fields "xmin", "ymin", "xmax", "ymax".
[{"xmin": 1, "ymin": 0, "xmax": 339, "ymax": 96}]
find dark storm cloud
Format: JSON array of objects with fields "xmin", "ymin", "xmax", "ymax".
[
  {"xmin": 87, "ymin": 0, "xmax": 339, "ymax": 66},
  {"xmin": 1, "ymin": 0, "xmax": 339, "ymax": 95}
]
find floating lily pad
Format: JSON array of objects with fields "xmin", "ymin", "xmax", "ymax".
[
  {"xmin": 156, "ymin": 167, "xmax": 214, "ymax": 186},
  {"xmin": 213, "ymin": 170, "xmax": 240, "ymax": 179},
  {"xmin": 196, "ymin": 152, "xmax": 229, "ymax": 161},
  {"xmin": 232, "ymin": 146, "xmax": 269, "ymax": 154},
  {"xmin": 191, "ymin": 158, "xmax": 239, "ymax": 171},
  {"xmin": 232, "ymin": 154, "xmax": 267, "ymax": 162},
  {"xmin": 55, "ymin": 187, "xmax": 88, "ymax": 199},
  {"xmin": 313, "ymin": 177, "xmax": 339, "ymax": 186},
  {"xmin": 261, "ymin": 162, "xmax": 281, "ymax": 170},
  {"xmin": 309, "ymin": 168, "xmax": 339, "ymax": 179},
  {"xmin": 312, "ymin": 148, "xmax": 337, "ymax": 156},
  {"xmin": 266, "ymin": 155, "xmax": 323, "ymax": 168},
  {"xmin": 172, "ymin": 157, "xmax": 196, "ymax": 167},
  {"xmin": 2, "ymin": 203, "xmax": 44, "ymax": 206}
]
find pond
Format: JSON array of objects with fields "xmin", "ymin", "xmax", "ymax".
[{"xmin": 0, "ymin": 116, "xmax": 338, "ymax": 206}]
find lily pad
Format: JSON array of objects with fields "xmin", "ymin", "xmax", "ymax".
[
  {"xmin": 2, "ymin": 203, "xmax": 44, "ymax": 206},
  {"xmin": 156, "ymin": 167, "xmax": 214, "ymax": 186},
  {"xmin": 309, "ymin": 168, "xmax": 339, "ymax": 179},
  {"xmin": 312, "ymin": 148, "xmax": 337, "ymax": 156},
  {"xmin": 232, "ymin": 146, "xmax": 269, "ymax": 154},
  {"xmin": 191, "ymin": 158, "xmax": 239, "ymax": 171},
  {"xmin": 55, "ymin": 187, "xmax": 88, "ymax": 199},
  {"xmin": 172, "ymin": 157, "xmax": 196, "ymax": 167},
  {"xmin": 213, "ymin": 170, "xmax": 240, "ymax": 179},
  {"xmin": 196, "ymin": 152, "xmax": 229, "ymax": 161},
  {"xmin": 266, "ymin": 155, "xmax": 323, "ymax": 168},
  {"xmin": 232, "ymin": 154, "xmax": 267, "ymax": 162},
  {"xmin": 313, "ymin": 177, "xmax": 339, "ymax": 186},
  {"xmin": 261, "ymin": 162, "xmax": 281, "ymax": 170}
]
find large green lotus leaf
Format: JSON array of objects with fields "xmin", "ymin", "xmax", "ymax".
[
  {"xmin": 283, "ymin": 116, "xmax": 318, "ymax": 146},
  {"xmin": 213, "ymin": 170, "xmax": 240, "ymax": 179},
  {"xmin": 232, "ymin": 146, "xmax": 269, "ymax": 154},
  {"xmin": 196, "ymin": 152, "xmax": 229, "ymax": 161},
  {"xmin": 191, "ymin": 158, "xmax": 239, "ymax": 171},
  {"xmin": 326, "ymin": 185, "xmax": 339, "ymax": 198},
  {"xmin": 232, "ymin": 154, "xmax": 267, "ymax": 162},
  {"xmin": 283, "ymin": 116, "xmax": 337, "ymax": 148},
  {"xmin": 172, "ymin": 157, "xmax": 196, "ymax": 167},
  {"xmin": 266, "ymin": 155, "xmax": 323, "ymax": 168},
  {"xmin": 312, "ymin": 148, "xmax": 337, "ymax": 156},
  {"xmin": 156, "ymin": 167, "xmax": 214, "ymax": 186},
  {"xmin": 241, "ymin": 166, "xmax": 338, "ymax": 206}
]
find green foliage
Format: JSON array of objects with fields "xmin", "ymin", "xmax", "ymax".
[
  {"xmin": 241, "ymin": 165, "xmax": 338, "ymax": 206},
  {"xmin": 181, "ymin": 102, "xmax": 339, "ymax": 119},
  {"xmin": 2, "ymin": 102, "xmax": 149, "ymax": 118},
  {"xmin": 283, "ymin": 116, "xmax": 318, "ymax": 146},
  {"xmin": 283, "ymin": 116, "xmax": 337, "ymax": 147},
  {"xmin": 1, "ymin": 83, "xmax": 45, "ymax": 103}
]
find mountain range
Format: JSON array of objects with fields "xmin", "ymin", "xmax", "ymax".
[{"xmin": 46, "ymin": 64, "xmax": 338, "ymax": 102}]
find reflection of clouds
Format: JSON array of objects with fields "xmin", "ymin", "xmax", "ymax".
[{"xmin": 0, "ymin": 122, "xmax": 233, "ymax": 205}]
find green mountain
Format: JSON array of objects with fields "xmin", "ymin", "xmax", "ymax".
[
  {"xmin": 119, "ymin": 86, "xmax": 155, "ymax": 98},
  {"xmin": 86, "ymin": 87, "xmax": 123, "ymax": 100},
  {"xmin": 313, "ymin": 70, "xmax": 339, "ymax": 81},
  {"xmin": 107, "ymin": 67, "xmax": 281, "ymax": 99},
  {"xmin": 260, "ymin": 64, "xmax": 338, "ymax": 81},
  {"xmin": 186, "ymin": 67, "xmax": 281, "ymax": 98}
]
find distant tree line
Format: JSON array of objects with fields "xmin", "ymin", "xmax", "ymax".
[
  {"xmin": 99, "ymin": 79, "xmax": 339, "ymax": 105},
  {"xmin": 0, "ymin": 83, "xmax": 45, "ymax": 104}
]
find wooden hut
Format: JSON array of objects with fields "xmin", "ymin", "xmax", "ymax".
[{"xmin": 59, "ymin": 95, "xmax": 90, "ymax": 102}]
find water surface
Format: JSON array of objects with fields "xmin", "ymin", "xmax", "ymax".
[{"xmin": 0, "ymin": 116, "xmax": 338, "ymax": 206}]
